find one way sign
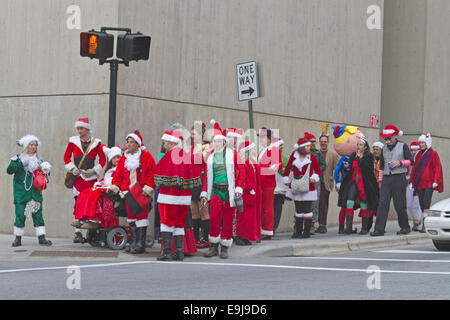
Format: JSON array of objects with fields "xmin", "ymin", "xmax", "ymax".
[{"xmin": 236, "ymin": 61, "xmax": 259, "ymax": 101}]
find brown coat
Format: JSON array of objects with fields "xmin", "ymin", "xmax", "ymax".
[{"xmin": 320, "ymin": 149, "xmax": 340, "ymax": 192}]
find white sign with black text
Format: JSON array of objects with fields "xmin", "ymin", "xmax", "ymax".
[{"xmin": 236, "ymin": 61, "xmax": 259, "ymax": 101}]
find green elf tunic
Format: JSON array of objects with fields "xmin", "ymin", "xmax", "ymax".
[
  {"xmin": 7, "ymin": 154, "xmax": 46, "ymax": 236},
  {"xmin": 212, "ymin": 152, "xmax": 229, "ymax": 204}
]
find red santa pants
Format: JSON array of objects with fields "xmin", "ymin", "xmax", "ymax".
[
  {"xmin": 126, "ymin": 202, "xmax": 150, "ymax": 228},
  {"xmin": 158, "ymin": 203, "xmax": 188, "ymax": 235},
  {"xmin": 209, "ymin": 195, "xmax": 234, "ymax": 246},
  {"xmin": 261, "ymin": 186, "xmax": 275, "ymax": 236}
]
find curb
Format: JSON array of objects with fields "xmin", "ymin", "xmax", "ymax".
[{"xmin": 239, "ymin": 234, "xmax": 431, "ymax": 258}]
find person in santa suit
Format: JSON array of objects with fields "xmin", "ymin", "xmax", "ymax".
[
  {"xmin": 235, "ymin": 141, "xmax": 261, "ymax": 246},
  {"xmin": 371, "ymin": 125, "xmax": 414, "ymax": 237},
  {"xmin": 73, "ymin": 146, "xmax": 122, "ymax": 229},
  {"xmin": 109, "ymin": 131, "xmax": 156, "ymax": 254},
  {"xmin": 283, "ymin": 136, "xmax": 321, "ymax": 239},
  {"xmin": 64, "ymin": 118, "xmax": 106, "ymax": 243},
  {"xmin": 257, "ymin": 127, "xmax": 283, "ymax": 240},
  {"xmin": 154, "ymin": 130, "xmax": 202, "ymax": 261},
  {"xmin": 8, "ymin": 135, "xmax": 52, "ymax": 247},
  {"xmin": 201, "ymin": 120, "xmax": 245, "ymax": 259},
  {"xmin": 409, "ymin": 133, "xmax": 444, "ymax": 233},
  {"xmin": 406, "ymin": 141, "xmax": 423, "ymax": 231}
]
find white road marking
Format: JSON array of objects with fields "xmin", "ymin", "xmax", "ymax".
[
  {"xmin": 1, "ymin": 260, "xmax": 450, "ymax": 276},
  {"xmin": 376, "ymin": 250, "xmax": 450, "ymax": 255},
  {"xmin": 296, "ymin": 257, "xmax": 450, "ymax": 263}
]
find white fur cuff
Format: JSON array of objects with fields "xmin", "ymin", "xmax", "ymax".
[
  {"xmin": 209, "ymin": 235, "xmax": 221, "ymax": 244},
  {"xmin": 283, "ymin": 176, "xmax": 291, "ymax": 184},
  {"xmin": 143, "ymin": 185, "xmax": 154, "ymax": 197},
  {"xmin": 220, "ymin": 238, "xmax": 233, "ymax": 247},
  {"xmin": 65, "ymin": 162, "xmax": 76, "ymax": 172},
  {"xmin": 93, "ymin": 164, "xmax": 103, "ymax": 177},
  {"xmin": 311, "ymin": 174, "xmax": 320, "ymax": 183},
  {"xmin": 109, "ymin": 185, "xmax": 120, "ymax": 194},
  {"xmin": 235, "ymin": 187, "xmax": 243, "ymax": 195},
  {"xmin": 173, "ymin": 228, "xmax": 185, "ymax": 236},
  {"xmin": 200, "ymin": 191, "xmax": 208, "ymax": 199}
]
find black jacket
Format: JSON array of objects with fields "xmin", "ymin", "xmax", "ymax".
[{"xmin": 338, "ymin": 151, "xmax": 379, "ymax": 211}]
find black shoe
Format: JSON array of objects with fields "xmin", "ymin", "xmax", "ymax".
[
  {"xmin": 173, "ymin": 235, "xmax": 184, "ymax": 261},
  {"xmin": 344, "ymin": 216, "xmax": 354, "ymax": 234},
  {"xmin": 316, "ymin": 225, "xmax": 327, "ymax": 234},
  {"xmin": 127, "ymin": 223, "xmax": 137, "ymax": 252},
  {"xmin": 261, "ymin": 235, "xmax": 273, "ymax": 240},
  {"xmin": 367, "ymin": 217, "xmax": 374, "ymax": 232},
  {"xmin": 397, "ymin": 228, "xmax": 411, "ymax": 235},
  {"xmin": 220, "ymin": 245, "xmax": 229, "ymax": 259},
  {"xmin": 157, "ymin": 232, "xmax": 174, "ymax": 261},
  {"xmin": 131, "ymin": 227, "xmax": 146, "ymax": 254},
  {"xmin": 205, "ymin": 243, "xmax": 219, "ymax": 257},
  {"xmin": 292, "ymin": 218, "xmax": 303, "ymax": 239},
  {"xmin": 235, "ymin": 236, "xmax": 251, "ymax": 246},
  {"xmin": 12, "ymin": 236, "xmax": 22, "ymax": 247},
  {"xmin": 338, "ymin": 226, "xmax": 345, "ymax": 234},
  {"xmin": 370, "ymin": 230, "xmax": 385, "ymax": 237},
  {"xmin": 38, "ymin": 235, "xmax": 52, "ymax": 246}
]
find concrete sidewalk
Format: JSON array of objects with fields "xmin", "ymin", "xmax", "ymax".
[{"xmin": 0, "ymin": 220, "xmax": 431, "ymax": 261}]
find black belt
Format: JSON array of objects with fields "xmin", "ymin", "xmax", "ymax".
[{"xmin": 213, "ymin": 184, "xmax": 228, "ymax": 191}]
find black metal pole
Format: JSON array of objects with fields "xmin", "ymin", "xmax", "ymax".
[{"xmin": 108, "ymin": 60, "xmax": 119, "ymax": 147}]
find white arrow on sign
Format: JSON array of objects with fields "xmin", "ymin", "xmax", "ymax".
[{"xmin": 236, "ymin": 61, "xmax": 259, "ymax": 101}]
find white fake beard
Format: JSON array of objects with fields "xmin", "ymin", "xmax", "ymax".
[{"xmin": 20, "ymin": 154, "xmax": 40, "ymax": 172}]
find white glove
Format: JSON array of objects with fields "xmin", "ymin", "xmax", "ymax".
[
  {"xmin": 109, "ymin": 185, "xmax": 120, "ymax": 195},
  {"xmin": 40, "ymin": 162, "xmax": 52, "ymax": 174},
  {"xmin": 433, "ymin": 183, "xmax": 438, "ymax": 189},
  {"xmin": 71, "ymin": 167, "xmax": 80, "ymax": 176},
  {"xmin": 335, "ymin": 183, "xmax": 341, "ymax": 192},
  {"xmin": 408, "ymin": 183, "xmax": 413, "ymax": 190},
  {"xmin": 250, "ymin": 190, "xmax": 256, "ymax": 195}
]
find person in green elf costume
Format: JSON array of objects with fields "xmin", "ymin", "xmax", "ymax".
[{"xmin": 7, "ymin": 134, "xmax": 52, "ymax": 247}]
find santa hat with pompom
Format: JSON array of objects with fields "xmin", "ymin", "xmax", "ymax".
[
  {"xmin": 210, "ymin": 119, "xmax": 228, "ymax": 142},
  {"xmin": 103, "ymin": 145, "xmax": 123, "ymax": 161},
  {"xmin": 17, "ymin": 134, "xmax": 40, "ymax": 149},
  {"xmin": 380, "ymin": 125, "xmax": 403, "ymax": 138},
  {"xmin": 418, "ymin": 133, "xmax": 432, "ymax": 149}
]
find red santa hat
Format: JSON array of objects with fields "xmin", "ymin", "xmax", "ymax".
[
  {"xmin": 75, "ymin": 118, "xmax": 91, "ymax": 131},
  {"xmin": 294, "ymin": 136, "xmax": 311, "ymax": 149},
  {"xmin": 226, "ymin": 128, "xmax": 244, "ymax": 139},
  {"xmin": 103, "ymin": 145, "xmax": 123, "ymax": 161},
  {"xmin": 418, "ymin": 133, "xmax": 432, "ymax": 149},
  {"xmin": 210, "ymin": 119, "xmax": 228, "ymax": 142},
  {"xmin": 271, "ymin": 137, "xmax": 285, "ymax": 149},
  {"xmin": 126, "ymin": 130, "xmax": 143, "ymax": 147},
  {"xmin": 380, "ymin": 125, "xmax": 403, "ymax": 138},
  {"xmin": 304, "ymin": 132, "xmax": 316, "ymax": 141},
  {"xmin": 238, "ymin": 141, "xmax": 256, "ymax": 154},
  {"xmin": 410, "ymin": 141, "xmax": 420, "ymax": 150},
  {"xmin": 161, "ymin": 130, "xmax": 182, "ymax": 144}
]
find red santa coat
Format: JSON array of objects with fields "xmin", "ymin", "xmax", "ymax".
[
  {"xmin": 236, "ymin": 160, "xmax": 261, "ymax": 242},
  {"xmin": 283, "ymin": 151, "xmax": 321, "ymax": 194},
  {"xmin": 112, "ymin": 149, "xmax": 156, "ymax": 192},
  {"xmin": 201, "ymin": 148, "xmax": 245, "ymax": 207},
  {"xmin": 410, "ymin": 149, "xmax": 444, "ymax": 193},
  {"xmin": 64, "ymin": 136, "xmax": 106, "ymax": 194},
  {"xmin": 258, "ymin": 146, "xmax": 283, "ymax": 188}
]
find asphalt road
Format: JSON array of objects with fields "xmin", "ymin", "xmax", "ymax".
[{"xmin": 1, "ymin": 244, "xmax": 450, "ymax": 300}]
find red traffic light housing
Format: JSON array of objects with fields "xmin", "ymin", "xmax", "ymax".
[
  {"xmin": 117, "ymin": 33, "xmax": 151, "ymax": 62},
  {"xmin": 80, "ymin": 31, "xmax": 114, "ymax": 60}
]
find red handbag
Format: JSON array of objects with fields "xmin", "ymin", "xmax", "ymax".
[{"xmin": 33, "ymin": 169, "xmax": 49, "ymax": 191}]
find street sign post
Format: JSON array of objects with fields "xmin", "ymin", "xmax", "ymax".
[{"xmin": 236, "ymin": 61, "xmax": 259, "ymax": 133}]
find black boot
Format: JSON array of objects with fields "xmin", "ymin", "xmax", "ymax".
[
  {"xmin": 220, "ymin": 245, "xmax": 229, "ymax": 259},
  {"xmin": 292, "ymin": 218, "xmax": 303, "ymax": 239},
  {"xmin": 157, "ymin": 232, "xmax": 174, "ymax": 261},
  {"xmin": 193, "ymin": 218, "xmax": 201, "ymax": 243},
  {"xmin": 38, "ymin": 235, "xmax": 52, "ymax": 246},
  {"xmin": 338, "ymin": 226, "xmax": 345, "ymax": 234},
  {"xmin": 173, "ymin": 235, "xmax": 184, "ymax": 261},
  {"xmin": 302, "ymin": 219, "xmax": 312, "ymax": 238},
  {"xmin": 12, "ymin": 236, "xmax": 22, "ymax": 247},
  {"xmin": 205, "ymin": 242, "xmax": 219, "ymax": 257},
  {"xmin": 131, "ymin": 227, "xmax": 146, "ymax": 254},
  {"xmin": 201, "ymin": 220, "xmax": 210, "ymax": 244},
  {"xmin": 345, "ymin": 215, "xmax": 355, "ymax": 234},
  {"xmin": 367, "ymin": 217, "xmax": 374, "ymax": 232},
  {"xmin": 359, "ymin": 217, "xmax": 369, "ymax": 235},
  {"xmin": 127, "ymin": 222, "xmax": 138, "ymax": 252}
]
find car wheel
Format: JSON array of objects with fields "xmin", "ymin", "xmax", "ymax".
[{"xmin": 432, "ymin": 240, "xmax": 450, "ymax": 251}]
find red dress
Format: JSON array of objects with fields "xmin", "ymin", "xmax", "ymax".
[{"xmin": 236, "ymin": 160, "xmax": 261, "ymax": 242}]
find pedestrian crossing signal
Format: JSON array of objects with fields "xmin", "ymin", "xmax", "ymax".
[
  {"xmin": 117, "ymin": 33, "xmax": 151, "ymax": 62},
  {"xmin": 80, "ymin": 31, "xmax": 114, "ymax": 59}
]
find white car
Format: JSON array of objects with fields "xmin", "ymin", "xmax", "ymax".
[{"xmin": 424, "ymin": 198, "xmax": 450, "ymax": 251}]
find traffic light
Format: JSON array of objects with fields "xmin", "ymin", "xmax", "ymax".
[
  {"xmin": 117, "ymin": 33, "xmax": 151, "ymax": 62},
  {"xmin": 80, "ymin": 31, "xmax": 114, "ymax": 59}
]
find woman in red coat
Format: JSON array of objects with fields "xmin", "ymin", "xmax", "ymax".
[
  {"xmin": 409, "ymin": 133, "xmax": 444, "ymax": 232},
  {"xmin": 283, "ymin": 136, "xmax": 321, "ymax": 238},
  {"xmin": 235, "ymin": 141, "xmax": 261, "ymax": 245}
]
